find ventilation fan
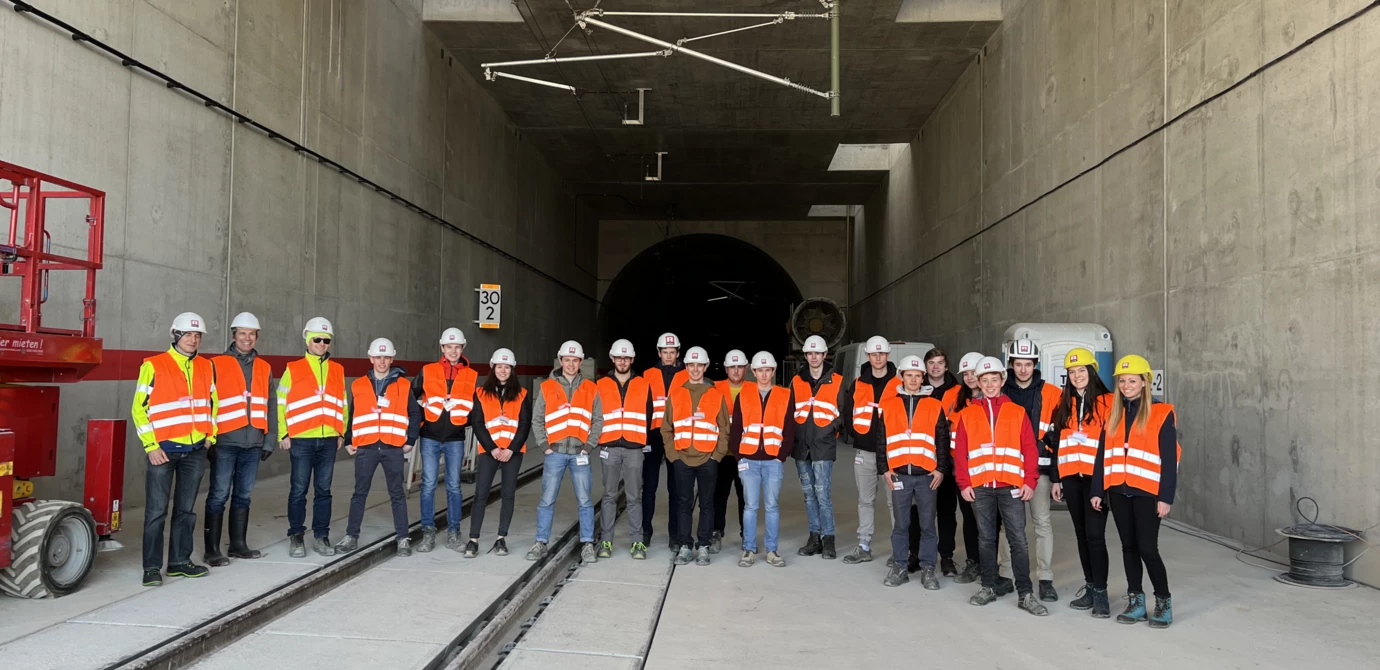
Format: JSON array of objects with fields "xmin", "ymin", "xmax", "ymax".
[{"xmin": 788, "ymin": 297, "xmax": 847, "ymax": 349}]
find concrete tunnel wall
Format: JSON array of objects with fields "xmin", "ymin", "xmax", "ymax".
[
  {"xmin": 0, "ymin": 0, "xmax": 598, "ymax": 508},
  {"xmin": 848, "ymin": 0, "xmax": 1380, "ymax": 585}
]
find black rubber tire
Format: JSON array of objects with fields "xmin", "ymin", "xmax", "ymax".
[{"xmin": 1, "ymin": 500, "xmax": 98, "ymax": 598}]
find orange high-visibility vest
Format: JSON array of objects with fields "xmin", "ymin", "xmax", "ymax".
[
  {"xmin": 793, "ymin": 373, "xmax": 842, "ymax": 426},
  {"xmin": 283, "ymin": 358, "xmax": 347, "ymax": 436},
  {"xmin": 421, "ymin": 362, "xmax": 478, "ymax": 424},
  {"xmin": 959, "ymin": 400, "xmax": 1027, "ymax": 488},
  {"xmin": 714, "ymin": 379, "xmax": 749, "ymax": 415},
  {"xmin": 478, "ymin": 387, "xmax": 528, "ymax": 452},
  {"xmin": 1056, "ymin": 392, "xmax": 1111, "ymax": 478},
  {"xmin": 597, "ymin": 376, "xmax": 650, "ymax": 445},
  {"xmin": 851, "ymin": 376, "xmax": 902, "ymax": 434},
  {"xmin": 212, "ymin": 355, "xmax": 270, "ymax": 433},
  {"xmin": 541, "ymin": 378, "xmax": 598, "ymax": 444},
  {"xmin": 145, "ymin": 352, "xmax": 215, "ymax": 443},
  {"xmin": 738, "ymin": 385, "xmax": 789, "ymax": 457},
  {"xmin": 643, "ymin": 367, "xmax": 689, "ymax": 430},
  {"xmin": 880, "ymin": 395, "xmax": 942, "ymax": 472},
  {"xmin": 349, "ymin": 376, "xmax": 411, "ymax": 447},
  {"xmin": 1035, "ymin": 382, "xmax": 1064, "ymax": 439},
  {"xmin": 669, "ymin": 386, "xmax": 723, "ymax": 453},
  {"xmin": 1102, "ymin": 403, "xmax": 1176, "ymax": 496}
]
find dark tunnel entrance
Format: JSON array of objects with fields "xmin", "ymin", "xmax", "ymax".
[{"xmin": 600, "ymin": 234, "xmax": 804, "ymax": 378}]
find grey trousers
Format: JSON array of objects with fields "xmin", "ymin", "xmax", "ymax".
[
  {"xmin": 600, "ymin": 447, "xmax": 645, "ymax": 544},
  {"xmin": 998, "ymin": 474, "xmax": 1055, "ymax": 581},
  {"xmin": 852, "ymin": 447, "xmax": 893, "ymax": 547}
]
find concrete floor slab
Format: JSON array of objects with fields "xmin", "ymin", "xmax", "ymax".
[
  {"xmin": 188, "ymin": 632, "xmax": 442, "ymax": 670},
  {"xmin": 0, "ymin": 622, "xmax": 175, "ymax": 670},
  {"xmin": 518, "ymin": 580, "xmax": 663, "ymax": 658},
  {"xmin": 501, "ymin": 647, "xmax": 642, "ymax": 670},
  {"xmin": 75, "ymin": 559, "xmax": 314, "ymax": 628}
]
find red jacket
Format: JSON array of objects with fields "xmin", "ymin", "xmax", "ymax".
[{"xmin": 953, "ymin": 394, "xmax": 1039, "ymax": 490}]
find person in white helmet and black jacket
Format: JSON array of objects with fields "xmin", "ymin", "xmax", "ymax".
[
  {"xmin": 879, "ymin": 355, "xmax": 952, "ymax": 589},
  {"xmin": 642, "ymin": 332, "xmax": 688, "ymax": 549},
  {"xmin": 595, "ymin": 339, "xmax": 655, "ymax": 560},
  {"xmin": 465, "ymin": 348, "xmax": 532, "ymax": 558},
  {"xmin": 411, "ymin": 327, "xmax": 478, "ymax": 552},
  {"xmin": 791, "ymin": 335, "xmax": 845, "ymax": 559},
  {"xmin": 836, "ymin": 335, "xmax": 901, "ymax": 566},
  {"xmin": 1001, "ymin": 338, "xmax": 1063, "ymax": 602}
]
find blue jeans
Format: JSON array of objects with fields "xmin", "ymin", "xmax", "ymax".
[
  {"xmin": 796, "ymin": 459, "xmax": 835, "ymax": 535},
  {"xmin": 288, "ymin": 437, "xmax": 337, "ymax": 538},
  {"xmin": 205, "ymin": 444, "xmax": 262, "ymax": 515},
  {"xmin": 420, "ymin": 438, "xmax": 464, "ymax": 531},
  {"xmin": 536, "ymin": 452, "xmax": 595, "ymax": 543},
  {"xmin": 740, "ymin": 459, "xmax": 783, "ymax": 553}
]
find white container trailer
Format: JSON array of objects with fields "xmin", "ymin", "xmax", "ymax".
[{"xmin": 1001, "ymin": 323, "xmax": 1114, "ymax": 389}]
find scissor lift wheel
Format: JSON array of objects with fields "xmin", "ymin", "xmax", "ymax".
[{"xmin": 1, "ymin": 500, "xmax": 97, "ymax": 598}]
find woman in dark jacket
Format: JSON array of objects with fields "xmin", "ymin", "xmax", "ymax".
[{"xmin": 464, "ymin": 348, "xmax": 532, "ymax": 557}]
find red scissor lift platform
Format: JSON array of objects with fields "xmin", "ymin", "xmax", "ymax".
[{"xmin": 0, "ymin": 159, "xmax": 124, "ymax": 598}]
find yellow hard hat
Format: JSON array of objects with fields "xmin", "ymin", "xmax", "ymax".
[
  {"xmin": 1114, "ymin": 354, "xmax": 1152, "ymax": 377},
  {"xmin": 1064, "ymin": 347, "xmax": 1097, "ymax": 371}
]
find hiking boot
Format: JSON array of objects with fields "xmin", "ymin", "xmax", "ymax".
[
  {"xmin": 396, "ymin": 538, "xmax": 412, "ymax": 557},
  {"xmin": 1019, "ymin": 592, "xmax": 1050, "ymax": 616},
  {"xmin": 462, "ymin": 540, "xmax": 479, "ymax": 558},
  {"xmin": 167, "ymin": 563, "xmax": 209, "ymax": 579},
  {"xmin": 446, "ymin": 530, "xmax": 464, "ymax": 552},
  {"xmin": 203, "ymin": 513, "xmax": 229, "ymax": 567},
  {"xmin": 1039, "ymin": 579, "xmax": 1059, "ymax": 602},
  {"xmin": 673, "ymin": 546, "xmax": 693, "ymax": 565},
  {"xmin": 954, "ymin": 559, "xmax": 980, "ymax": 584},
  {"xmin": 709, "ymin": 530, "xmax": 723, "ymax": 554},
  {"xmin": 631, "ymin": 542, "xmax": 647, "ymax": 560},
  {"xmin": 333, "ymin": 535, "xmax": 359, "ymax": 554},
  {"xmin": 288, "ymin": 533, "xmax": 306, "ymax": 558},
  {"xmin": 313, "ymin": 536, "xmax": 335, "ymax": 556},
  {"xmin": 993, "ymin": 576, "xmax": 1015, "ymax": 596},
  {"xmin": 695, "ymin": 546, "xmax": 711, "ymax": 566},
  {"xmin": 580, "ymin": 542, "xmax": 598, "ymax": 563},
  {"xmin": 919, "ymin": 566, "xmax": 940, "ymax": 591},
  {"xmin": 526, "ymin": 541, "xmax": 548, "ymax": 561},
  {"xmin": 797, "ymin": 532, "xmax": 821, "ymax": 556},
  {"xmin": 1091, "ymin": 587, "xmax": 1111, "ymax": 618},
  {"xmin": 969, "ymin": 587, "xmax": 998, "ymax": 606},
  {"xmin": 1069, "ymin": 583, "xmax": 1095, "ymax": 610},
  {"xmin": 417, "ymin": 527, "xmax": 437, "ymax": 553},
  {"xmin": 739, "ymin": 550, "xmax": 755, "ymax": 567},
  {"xmin": 142, "ymin": 568, "xmax": 163, "ymax": 587},
  {"xmin": 940, "ymin": 556, "xmax": 957, "ymax": 577},
  {"xmin": 884, "ymin": 565, "xmax": 910, "ymax": 587},
  {"xmin": 821, "ymin": 535, "xmax": 837, "ymax": 560},
  {"xmin": 597, "ymin": 541, "xmax": 614, "ymax": 559},
  {"xmin": 227, "ymin": 508, "xmax": 262, "ymax": 559},
  {"xmin": 765, "ymin": 551, "xmax": 786, "ymax": 567},
  {"xmin": 1149, "ymin": 596, "xmax": 1173, "ymax": 629},
  {"xmin": 1117, "ymin": 592, "xmax": 1147, "ymax": 624},
  {"xmin": 492, "ymin": 538, "xmax": 509, "ymax": 556},
  {"xmin": 841, "ymin": 546, "xmax": 873, "ymax": 564}
]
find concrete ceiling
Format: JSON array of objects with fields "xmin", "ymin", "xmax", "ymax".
[{"xmin": 427, "ymin": 0, "xmax": 998, "ymax": 220}]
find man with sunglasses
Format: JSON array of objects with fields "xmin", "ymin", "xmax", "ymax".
[{"xmin": 277, "ymin": 317, "xmax": 349, "ymax": 558}]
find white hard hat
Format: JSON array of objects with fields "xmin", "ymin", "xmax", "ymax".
[
  {"xmin": 558, "ymin": 340, "xmax": 585, "ymax": 359},
  {"xmin": 897, "ymin": 355, "xmax": 924, "ymax": 372},
  {"xmin": 170, "ymin": 312, "xmax": 208, "ymax": 337},
  {"xmin": 723, "ymin": 349, "xmax": 747, "ymax": 367},
  {"xmin": 230, "ymin": 312, "xmax": 260, "ymax": 331},
  {"xmin": 303, "ymin": 316, "xmax": 334, "ymax": 339},
  {"xmin": 1006, "ymin": 338, "xmax": 1039, "ymax": 360},
  {"xmin": 863, "ymin": 336, "xmax": 891, "ymax": 354},
  {"xmin": 368, "ymin": 338, "xmax": 396, "ymax": 357},
  {"xmin": 802, "ymin": 335, "xmax": 828, "ymax": 353},
  {"xmin": 683, "ymin": 346, "xmax": 710, "ymax": 364},
  {"xmin": 975, "ymin": 356, "xmax": 1007, "ymax": 379},
  {"xmin": 958, "ymin": 351, "xmax": 985, "ymax": 374},
  {"xmin": 657, "ymin": 332, "xmax": 681, "ymax": 350},
  {"xmin": 609, "ymin": 339, "xmax": 636, "ymax": 358},
  {"xmin": 440, "ymin": 328, "xmax": 466, "ymax": 345},
  {"xmin": 750, "ymin": 351, "xmax": 777, "ymax": 370},
  {"xmin": 491, "ymin": 348, "xmax": 516, "ymax": 366}
]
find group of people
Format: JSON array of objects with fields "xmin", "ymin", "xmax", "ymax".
[{"xmin": 132, "ymin": 314, "xmax": 1177, "ymax": 630}]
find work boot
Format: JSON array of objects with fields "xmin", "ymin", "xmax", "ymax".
[
  {"xmin": 396, "ymin": 538, "xmax": 412, "ymax": 557},
  {"xmin": 1039, "ymin": 579, "xmax": 1059, "ymax": 602},
  {"xmin": 797, "ymin": 532, "xmax": 822, "ymax": 556},
  {"xmin": 1069, "ymin": 583, "xmax": 1095, "ymax": 610},
  {"xmin": 739, "ymin": 550, "xmax": 755, "ymax": 567},
  {"xmin": 333, "ymin": 535, "xmax": 359, "ymax": 554},
  {"xmin": 1117, "ymin": 592, "xmax": 1147, "ymax": 624},
  {"xmin": 597, "ymin": 541, "xmax": 613, "ymax": 559},
  {"xmin": 580, "ymin": 542, "xmax": 598, "ymax": 564},
  {"xmin": 167, "ymin": 563, "xmax": 209, "ymax": 578},
  {"xmin": 695, "ymin": 546, "xmax": 711, "ymax": 566},
  {"xmin": 1149, "ymin": 596, "xmax": 1173, "ymax": 629},
  {"xmin": 884, "ymin": 565, "xmax": 910, "ymax": 587},
  {"xmin": 906, "ymin": 551, "xmax": 920, "ymax": 573},
  {"xmin": 142, "ymin": 568, "xmax": 163, "ymax": 587},
  {"xmin": 709, "ymin": 530, "xmax": 723, "ymax": 554},
  {"xmin": 446, "ymin": 530, "xmax": 463, "ymax": 552},
  {"xmin": 417, "ymin": 527, "xmax": 437, "ymax": 553},
  {"xmin": 993, "ymin": 576, "xmax": 1015, "ymax": 596},
  {"xmin": 313, "ymin": 536, "xmax": 335, "ymax": 556},
  {"xmin": 526, "ymin": 541, "xmax": 548, "ymax": 561},
  {"xmin": 969, "ymin": 587, "xmax": 998, "ymax": 606},
  {"xmin": 821, "ymin": 535, "xmax": 837, "ymax": 560},
  {"xmin": 631, "ymin": 542, "xmax": 647, "ymax": 560},
  {"xmin": 673, "ymin": 546, "xmax": 693, "ymax": 565},
  {"xmin": 463, "ymin": 540, "xmax": 479, "ymax": 558},
  {"xmin": 1018, "ymin": 592, "xmax": 1050, "ymax": 616},
  {"xmin": 203, "ymin": 514, "xmax": 229, "ymax": 567},
  {"xmin": 288, "ymin": 533, "xmax": 306, "ymax": 558},
  {"xmin": 1091, "ymin": 587, "xmax": 1111, "ymax": 618},
  {"xmin": 227, "ymin": 508, "xmax": 262, "ymax": 559},
  {"xmin": 492, "ymin": 538, "xmax": 509, "ymax": 556},
  {"xmin": 940, "ymin": 556, "xmax": 957, "ymax": 577},
  {"xmin": 841, "ymin": 546, "xmax": 873, "ymax": 564},
  {"xmin": 765, "ymin": 551, "xmax": 786, "ymax": 568},
  {"xmin": 954, "ymin": 559, "xmax": 980, "ymax": 584},
  {"xmin": 919, "ymin": 566, "xmax": 940, "ymax": 591}
]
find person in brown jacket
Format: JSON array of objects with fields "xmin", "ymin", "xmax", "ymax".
[{"xmin": 661, "ymin": 346, "xmax": 730, "ymax": 566}]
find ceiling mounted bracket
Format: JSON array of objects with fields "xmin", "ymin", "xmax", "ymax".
[
  {"xmin": 645, "ymin": 152, "xmax": 667, "ymax": 181},
  {"xmin": 622, "ymin": 88, "xmax": 651, "ymax": 126}
]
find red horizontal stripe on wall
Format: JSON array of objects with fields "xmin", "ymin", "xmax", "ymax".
[{"xmin": 82, "ymin": 349, "xmax": 552, "ymax": 382}]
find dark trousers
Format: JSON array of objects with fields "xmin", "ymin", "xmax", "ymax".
[
  {"xmin": 672, "ymin": 459, "xmax": 717, "ymax": 548},
  {"xmin": 713, "ymin": 454, "xmax": 745, "ymax": 537},
  {"xmin": 288, "ymin": 437, "xmax": 337, "ymax": 538},
  {"xmin": 205, "ymin": 444, "xmax": 262, "ymax": 515},
  {"xmin": 470, "ymin": 449, "xmax": 525, "ymax": 538},
  {"xmin": 143, "ymin": 447, "xmax": 207, "ymax": 570},
  {"xmin": 889, "ymin": 472, "xmax": 938, "ymax": 567},
  {"xmin": 643, "ymin": 450, "xmax": 680, "ymax": 541},
  {"xmin": 1062, "ymin": 474, "xmax": 1110, "ymax": 588},
  {"xmin": 1109, "ymin": 493, "xmax": 1170, "ymax": 597},
  {"xmin": 937, "ymin": 472, "xmax": 978, "ymax": 561},
  {"xmin": 346, "ymin": 445, "xmax": 408, "ymax": 540},
  {"xmin": 973, "ymin": 486, "xmax": 1033, "ymax": 594}
]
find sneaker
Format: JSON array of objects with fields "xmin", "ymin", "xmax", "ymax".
[
  {"xmin": 1149, "ymin": 596, "xmax": 1173, "ymax": 629},
  {"xmin": 462, "ymin": 540, "xmax": 479, "ymax": 559},
  {"xmin": 526, "ymin": 541, "xmax": 548, "ymax": 561},
  {"xmin": 492, "ymin": 538, "xmax": 509, "ymax": 556},
  {"xmin": 919, "ymin": 566, "xmax": 940, "ymax": 591},
  {"xmin": 288, "ymin": 533, "xmax": 306, "ymax": 558},
  {"xmin": 709, "ymin": 530, "xmax": 723, "ymax": 554},
  {"xmin": 969, "ymin": 587, "xmax": 998, "ymax": 606},
  {"xmin": 1039, "ymin": 579, "xmax": 1059, "ymax": 602},
  {"xmin": 883, "ymin": 565, "xmax": 910, "ymax": 587},
  {"xmin": 885, "ymin": 556, "xmax": 897, "ymax": 569},
  {"xmin": 313, "ymin": 536, "xmax": 335, "ymax": 557},
  {"xmin": 167, "ymin": 563, "xmax": 209, "ymax": 578},
  {"xmin": 446, "ymin": 530, "xmax": 464, "ymax": 552},
  {"xmin": 940, "ymin": 556, "xmax": 957, "ymax": 577},
  {"xmin": 142, "ymin": 568, "xmax": 163, "ymax": 587},
  {"xmin": 841, "ymin": 546, "xmax": 873, "ymax": 564},
  {"xmin": 954, "ymin": 559, "xmax": 980, "ymax": 584},
  {"xmin": 580, "ymin": 542, "xmax": 598, "ymax": 563},
  {"xmin": 765, "ymin": 551, "xmax": 786, "ymax": 568},
  {"xmin": 738, "ymin": 550, "xmax": 755, "ymax": 567},
  {"xmin": 396, "ymin": 538, "xmax": 412, "ymax": 557},
  {"xmin": 1117, "ymin": 592, "xmax": 1147, "ymax": 624},
  {"xmin": 630, "ymin": 542, "xmax": 647, "ymax": 560},
  {"xmin": 668, "ymin": 540, "xmax": 679, "ymax": 552},
  {"xmin": 1091, "ymin": 587, "xmax": 1112, "ymax": 618},
  {"xmin": 993, "ymin": 576, "xmax": 1015, "ymax": 596},
  {"xmin": 417, "ymin": 527, "xmax": 436, "ymax": 553},
  {"xmin": 1019, "ymin": 592, "xmax": 1050, "ymax": 616},
  {"xmin": 333, "ymin": 535, "xmax": 359, "ymax": 554},
  {"xmin": 597, "ymin": 541, "xmax": 614, "ymax": 559},
  {"xmin": 906, "ymin": 551, "xmax": 919, "ymax": 573},
  {"xmin": 1069, "ymin": 583, "xmax": 1095, "ymax": 610},
  {"xmin": 673, "ymin": 546, "xmax": 693, "ymax": 565},
  {"xmin": 695, "ymin": 546, "xmax": 711, "ymax": 566}
]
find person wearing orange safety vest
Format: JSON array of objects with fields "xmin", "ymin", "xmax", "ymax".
[
  {"xmin": 837, "ymin": 336, "xmax": 902, "ymax": 567},
  {"xmin": 132, "ymin": 312, "xmax": 219, "ymax": 587},
  {"xmin": 334, "ymin": 338, "xmax": 422, "ymax": 556},
  {"xmin": 276, "ymin": 317, "xmax": 349, "ymax": 559},
  {"xmin": 729, "ymin": 351, "xmax": 795, "ymax": 568},
  {"xmin": 203, "ymin": 312, "xmax": 274, "ymax": 569},
  {"xmin": 641, "ymin": 332, "xmax": 689, "ymax": 549},
  {"xmin": 879, "ymin": 356, "xmax": 952, "ymax": 590},
  {"xmin": 662, "ymin": 346, "xmax": 729, "ymax": 567},
  {"xmin": 528, "ymin": 341, "xmax": 602, "ymax": 564},
  {"xmin": 464, "ymin": 348, "xmax": 531, "ymax": 558},
  {"xmin": 412, "ymin": 327, "xmax": 478, "ymax": 553},
  {"xmin": 953, "ymin": 356, "xmax": 1047, "ymax": 617},
  {"xmin": 1001, "ymin": 338, "xmax": 1064, "ymax": 602},
  {"xmin": 938, "ymin": 351, "xmax": 985, "ymax": 585},
  {"xmin": 791, "ymin": 335, "xmax": 843, "ymax": 559},
  {"xmin": 1047, "ymin": 348, "xmax": 1114, "ymax": 618},
  {"xmin": 595, "ymin": 339, "xmax": 654, "ymax": 560},
  {"xmin": 1092, "ymin": 354, "xmax": 1178, "ymax": 629},
  {"xmin": 709, "ymin": 348, "xmax": 750, "ymax": 554}
]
